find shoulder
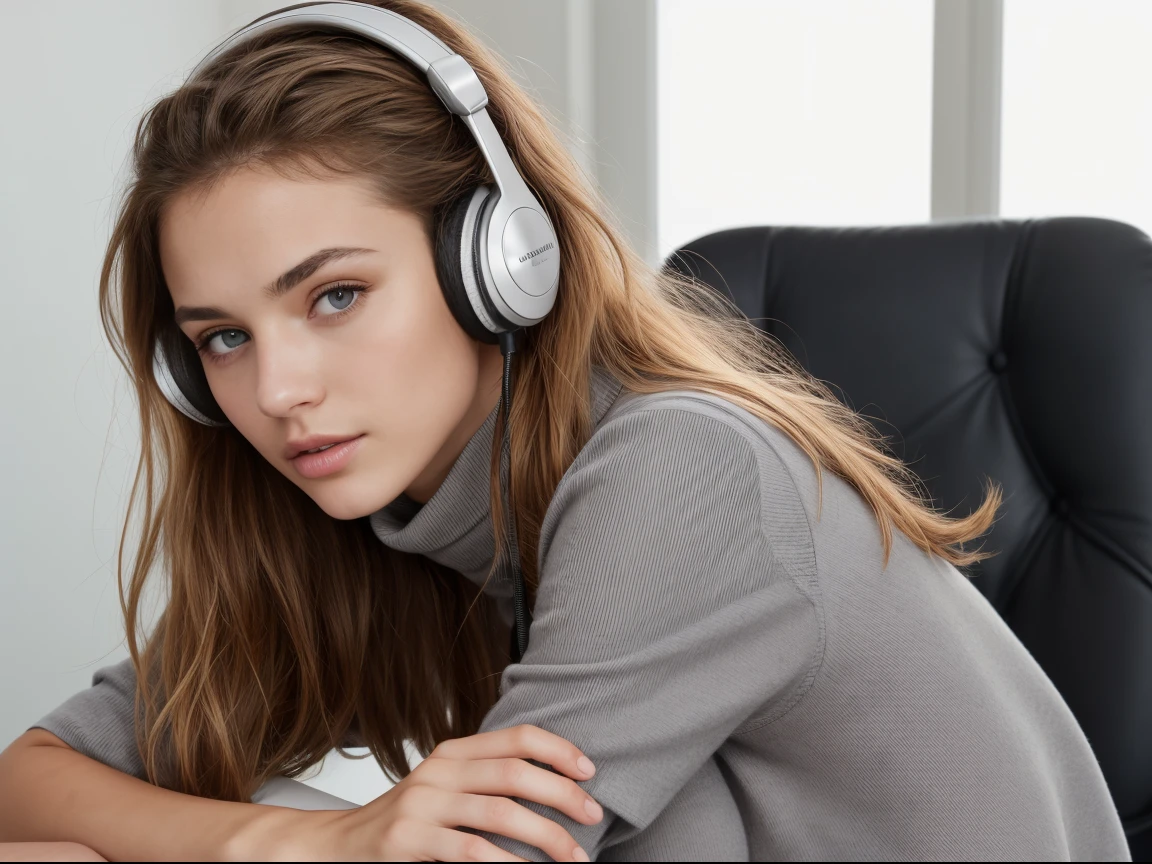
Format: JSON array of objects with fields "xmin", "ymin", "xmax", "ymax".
[
  {"xmin": 562, "ymin": 389, "xmax": 816, "ymax": 557},
  {"xmin": 530, "ymin": 386, "xmax": 825, "ymax": 679},
  {"xmin": 591, "ymin": 386, "xmax": 823, "ymax": 504},
  {"xmin": 539, "ymin": 387, "xmax": 819, "ymax": 599}
]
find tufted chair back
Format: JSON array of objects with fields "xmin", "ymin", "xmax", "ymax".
[{"xmin": 666, "ymin": 217, "xmax": 1152, "ymax": 859}]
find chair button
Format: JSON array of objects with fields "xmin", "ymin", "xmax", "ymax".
[
  {"xmin": 1051, "ymin": 498, "xmax": 1070, "ymax": 518},
  {"xmin": 989, "ymin": 351, "xmax": 1008, "ymax": 374}
]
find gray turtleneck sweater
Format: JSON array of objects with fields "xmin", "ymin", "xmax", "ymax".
[{"xmin": 33, "ymin": 367, "xmax": 1129, "ymax": 861}]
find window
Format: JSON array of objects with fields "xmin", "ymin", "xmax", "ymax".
[
  {"xmin": 656, "ymin": 0, "xmax": 934, "ymax": 258},
  {"xmin": 1000, "ymin": 0, "xmax": 1152, "ymax": 237}
]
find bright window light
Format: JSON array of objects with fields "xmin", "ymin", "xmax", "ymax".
[
  {"xmin": 1001, "ymin": 0, "xmax": 1152, "ymax": 238},
  {"xmin": 656, "ymin": 0, "xmax": 934, "ymax": 259}
]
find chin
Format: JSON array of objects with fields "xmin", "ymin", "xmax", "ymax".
[{"xmin": 304, "ymin": 473, "xmax": 406, "ymax": 522}]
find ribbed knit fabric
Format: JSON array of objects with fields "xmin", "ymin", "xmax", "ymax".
[{"xmin": 34, "ymin": 366, "xmax": 1130, "ymax": 861}]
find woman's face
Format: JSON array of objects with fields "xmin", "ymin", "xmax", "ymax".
[{"xmin": 160, "ymin": 165, "xmax": 503, "ymax": 520}]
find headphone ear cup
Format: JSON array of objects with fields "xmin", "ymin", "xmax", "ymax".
[
  {"xmin": 434, "ymin": 185, "xmax": 513, "ymax": 344},
  {"xmin": 153, "ymin": 328, "xmax": 228, "ymax": 426}
]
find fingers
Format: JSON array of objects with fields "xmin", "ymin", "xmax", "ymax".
[
  {"xmin": 450, "ymin": 793, "xmax": 590, "ymax": 863},
  {"xmin": 415, "ymin": 757, "xmax": 603, "ymax": 827},
  {"xmin": 426, "ymin": 827, "xmax": 528, "ymax": 862},
  {"xmin": 406, "ymin": 727, "xmax": 603, "ymax": 862},
  {"xmin": 430, "ymin": 725, "xmax": 596, "ymax": 782}
]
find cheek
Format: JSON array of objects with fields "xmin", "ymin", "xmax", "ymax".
[
  {"xmin": 203, "ymin": 361, "xmax": 262, "ymax": 434},
  {"xmin": 356, "ymin": 279, "xmax": 481, "ymax": 429}
]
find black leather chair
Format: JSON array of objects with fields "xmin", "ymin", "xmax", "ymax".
[{"xmin": 666, "ymin": 217, "xmax": 1152, "ymax": 860}]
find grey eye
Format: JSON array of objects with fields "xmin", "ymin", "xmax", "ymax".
[
  {"xmin": 206, "ymin": 329, "xmax": 249, "ymax": 355},
  {"xmin": 317, "ymin": 286, "xmax": 359, "ymax": 314}
]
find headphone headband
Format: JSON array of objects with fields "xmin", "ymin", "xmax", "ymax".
[{"xmin": 197, "ymin": 2, "xmax": 459, "ymax": 79}]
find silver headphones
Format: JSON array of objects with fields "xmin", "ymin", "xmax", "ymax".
[{"xmin": 152, "ymin": 0, "xmax": 561, "ymax": 427}]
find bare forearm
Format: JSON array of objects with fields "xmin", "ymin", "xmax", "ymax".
[{"xmin": 0, "ymin": 730, "xmax": 268, "ymax": 861}]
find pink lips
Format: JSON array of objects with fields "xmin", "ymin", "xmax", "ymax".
[{"xmin": 289, "ymin": 434, "xmax": 365, "ymax": 479}]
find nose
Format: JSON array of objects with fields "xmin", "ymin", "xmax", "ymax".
[{"xmin": 253, "ymin": 325, "xmax": 325, "ymax": 419}]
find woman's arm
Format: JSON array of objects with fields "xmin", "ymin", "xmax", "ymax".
[
  {"xmin": 0, "ymin": 726, "xmax": 605, "ymax": 861},
  {"xmin": 12, "ymin": 639, "xmax": 604, "ymax": 860},
  {"xmin": 2, "ymin": 658, "xmax": 262, "ymax": 859},
  {"xmin": 0, "ymin": 729, "xmax": 262, "ymax": 860},
  {"xmin": 0, "ymin": 842, "xmax": 107, "ymax": 862},
  {"xmin": 475, "ymin": 405, "xmax": 823, "ymax": 860}
]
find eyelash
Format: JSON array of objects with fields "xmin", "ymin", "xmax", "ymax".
[{"xmin": 194, "ymin": 282, "xmax": 366, "ymax": 363}]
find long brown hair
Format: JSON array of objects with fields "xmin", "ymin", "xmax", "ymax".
[{"xmin": 99, "ymin": 0, "xmax": 1000, "ymax": 802}]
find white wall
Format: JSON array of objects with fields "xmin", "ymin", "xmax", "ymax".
[{"xmin": 0, "ymin": 0, "xmax": 226, "ymax": 751}]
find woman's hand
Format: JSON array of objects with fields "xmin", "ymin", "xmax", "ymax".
[{"xmin": 236, "ymin": 725, "xmax": 603, "ymax": 862}]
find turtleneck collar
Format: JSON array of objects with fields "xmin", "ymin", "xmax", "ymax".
[{"xmin": 368, "ymin": 366, "xmax": 624, "ymax": 599}]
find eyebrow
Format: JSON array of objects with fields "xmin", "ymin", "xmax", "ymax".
[{"xmin": 172, "ymin": 246, "xmax": 377, "ymax": 327}]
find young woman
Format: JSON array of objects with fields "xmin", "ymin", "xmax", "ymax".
[{"xmin": 0, "ymin": 0, "xmax": 1130, "ymax": 861}]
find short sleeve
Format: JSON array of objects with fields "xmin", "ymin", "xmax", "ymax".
[
  {"xmin": 31, "ymin": 655, "xmax": 146, "ymax": 779},
  {"xmin": 477, "ymin": 405, "xmax": 822, "ymax": 859}
]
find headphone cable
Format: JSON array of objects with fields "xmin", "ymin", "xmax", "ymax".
[{"xmin": 498, "ymin": 329, "xmax": 530, "ymax": 662}]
